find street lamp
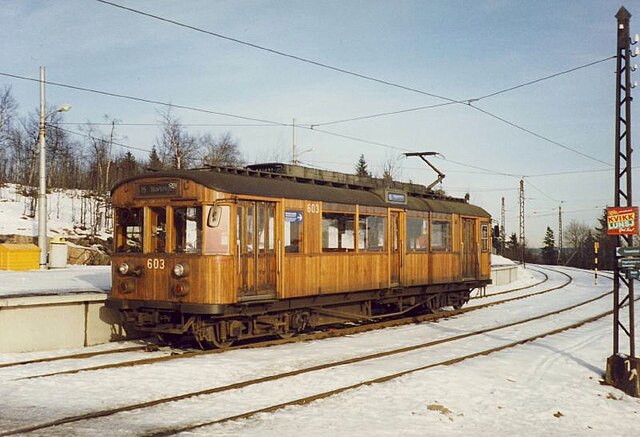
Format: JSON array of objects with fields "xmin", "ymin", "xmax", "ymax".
[{"xmin": 38, "ymin": 66, "xmax": 71, "ymax": 269}]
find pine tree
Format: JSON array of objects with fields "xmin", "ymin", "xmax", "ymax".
[
  {"xmin": 148, "ymin": 146, "xmax": 163, "ymax": 170},
  {"xmin": 541, "ymin": 226, "xmax": 557, "ymax": 265},
  {"xmin": 355, "ymin": 154, "xmax": 371, "ymax": 177},
  {"xmin": 594, "ymin": 208, "xmax": 616, "ymax": 269}
]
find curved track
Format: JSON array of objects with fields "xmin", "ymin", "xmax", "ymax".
[
  {"xmin": 0, "ymin": 266, "xmax": 614, "ymax": 436},
  {"xmin": 10, "ymin": 266, "xmax": 570, "ymax": 380}
]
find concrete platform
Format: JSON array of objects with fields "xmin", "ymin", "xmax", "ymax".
[
  {"xmin": 0, "ymin": 292, "xmax": 123, "ymax": 353},
  {"xmin": 491, "ymin": 264, "xmax": 519, "ymax": 286}
]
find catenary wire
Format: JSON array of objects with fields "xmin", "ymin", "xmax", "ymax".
[{"xmin": 93, "ymin": 0, "xmax": 614, "ymax": 167}]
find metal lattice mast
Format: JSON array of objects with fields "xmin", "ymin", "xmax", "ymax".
[
  {"xmin": 500, "ymin": 196, "xmax": 506, "ymax": 254},
  {"xmin": 519, "ymin": 178, "xmax": 525, "ymax": 266},
  {"xmin": 558, "ymin": 204, "xmax": 563, "ymax": 264},
  {"xmin": 613, "ymin": 6, "xmax": 635, "ymax": 358}
]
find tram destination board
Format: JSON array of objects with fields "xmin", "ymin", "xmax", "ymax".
[{"xmin": 137, "ymin": 181, "xmax": 181, "ymax": 198}]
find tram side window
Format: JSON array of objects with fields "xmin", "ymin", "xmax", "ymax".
[
  {"xmin": 407, "ymin": 217, "xmax": 429, "ymax": 251},
  {"xmin": 115, "ymin": 208, "xmax": 143, "ymax": 253},
  {"xmin": 322, "ymin": 212, "xmax": 355, "ymax": 252},
  {"xmin": 285, "ymin": 210, "xmax": 303, "ymax": 253},
  {"xmin": 358, "ymin": 215, "xmax": 386, "ymax": 252},
  {"xmin": 174, "ymin": 206, "xmax": 202, "ymax": 253},
  {"xmin": 481, "ymin": 223, "xmax": 489, "ymax": 252},
  {"xmin": 204, "ymin": 205, "xmax": 230, "ymax": 255},
  {"xmin": 431, "ymin": 220, "xmax": 452, "ymax": 252},
  {"xmin": 150, "ymin": 207, "xmax": 167, "ymax": 253}
]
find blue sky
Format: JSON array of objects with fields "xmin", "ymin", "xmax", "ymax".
[{"xmin": 1, "ymin": 0, "xmax": 638, "ymax": 245}]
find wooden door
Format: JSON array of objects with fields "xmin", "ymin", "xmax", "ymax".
[
  {"xmin": 237, "ymin": 201, "xmax": 277, "ymax": 300},
  {"xmin": 462, "ymin": 218, "xmax": 478, "ymax": 279},
  {"xmin": 390, "ymin": 211, "xmax": 402, "ymax": 286}
]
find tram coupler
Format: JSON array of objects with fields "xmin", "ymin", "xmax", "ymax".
[{"xmin": 605, "ymin": 354, "xmax": 640, "ymax": 398}]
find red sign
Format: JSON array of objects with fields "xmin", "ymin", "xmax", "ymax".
[{"xmin": 607, "ymin": 207, "xmax": 639, "ymax": 235}]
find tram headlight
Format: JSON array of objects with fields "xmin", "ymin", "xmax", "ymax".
[
  {"xmin": 173, "ymin": 263, "xmax": 189, "ymax": 277},
  {"xmin": 118, "ymin": 263, "xmax": 130, "ymax": 275}
]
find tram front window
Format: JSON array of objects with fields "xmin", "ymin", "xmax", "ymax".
[
  {"xmin": 174, "ymin": 206, "xmax": 202, "ymax": 253},
  {"xmin": 115, "ymin": 208, "xmax": 144, "ymax": 253}
]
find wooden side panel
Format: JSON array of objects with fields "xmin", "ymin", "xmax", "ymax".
[
  {"xmin": 429, "ymin": 253, "xmax": 460, "ymax": 284},
  {"xmin": 404, "ymin": 253, "xmax": 429, "ymax": 286}
]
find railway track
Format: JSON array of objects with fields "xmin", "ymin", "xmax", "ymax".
[
  {"xmin": 0, "ymin": 266, "xmax": 613, "ymax": 436},
  {"xmin": 5, "ymin": 266, "xmax": 569, "ymax": 381}
]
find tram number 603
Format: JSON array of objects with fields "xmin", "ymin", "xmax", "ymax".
[
  {"xmin": 147, "ymin": 258, "xmax": 165, "ymax": 270},
  {"xmin": 307, "ymin": 203, "xmax": 320, "ymax": 214}
]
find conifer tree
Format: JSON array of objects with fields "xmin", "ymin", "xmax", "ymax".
[
  {"xmin": 355, "ymin": 154, "xmax": 371, "ymax": 177},
  {"xmin": 541, "ymin": 226, "xmax": 557, "ymax": 265}
]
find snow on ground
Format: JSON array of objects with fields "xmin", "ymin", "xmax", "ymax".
[
  {"xmin": 0, "ymin": 183, "xmax": 110, "ymax": 239},
  {"xmin": 0, "ymin": 265, "xmax": 637, "ymax": 436},
  {"xmin": 0, "ymin": 265, "xmax": 111, "ymax": 297},
  {"xmin": 491, "ymin": 254, "xmax": 516, "ymax": 266}
]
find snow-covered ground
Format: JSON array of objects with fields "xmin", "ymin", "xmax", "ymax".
[
  {"xmin": 0, "ymin": 265, "xmax": 637, "ymax": 436},
  {"xmin": 0, "ymin": 265, "xmax": 111, "ymax": 297},
  {"xmin": 0, "ymin": 183, "xmax": 110, "ymax": 240}
]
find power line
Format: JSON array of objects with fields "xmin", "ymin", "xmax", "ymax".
[
  {"xmin": 314, "ymin": 56, "xmax": 615, "ymax": 127},
  {"xmin": 468, "ymin": 103, "xmax": 612, "ymax": 167},
  {"xmin": 62, "ymin": 122, "xmax": 285, "ymax": 127},
  {"xmin": 53, "ymin": 125, "xmax": 152, "ymax": 153},
  {"xmin": 95, "ymin": 0, "xmax": 458, "ymax": 103},
  {"xmin": 0, "ymin": 71, "xmax": 287, "ymax": 127}
]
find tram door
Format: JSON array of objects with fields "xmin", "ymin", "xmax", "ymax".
[
  {"xmin": 462, "ymin": 218, "xmax": 478, "ymax": 279},
  {"xmin": 390, "ymin": 211, "xmax": 402, "ymax": 286},
  {"xmin": 237, "ymin": 201, "xmax": 277, "ymax": 300}
]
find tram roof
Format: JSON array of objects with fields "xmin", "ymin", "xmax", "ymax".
[{"xmin": 111, "ymin": 165, "xmax": 490, "ymax": 218}]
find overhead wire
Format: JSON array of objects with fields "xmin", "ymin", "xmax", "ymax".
[{"xmin": 94, "ymin": 0, "xmax": 614, "ymax": 167}]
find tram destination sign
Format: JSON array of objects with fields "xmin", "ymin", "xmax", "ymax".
[
  {"xmin": 137, "ymin": 181, "xmax": 180, "ymax": 198},
  {"xmin": 606, "ymin": 206, "xmax": 639, "ymax": 236}
]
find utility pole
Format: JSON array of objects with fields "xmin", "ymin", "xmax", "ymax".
[
  {"xmin": 500, "ymin": 196, "xmax": 506, "ymax": 255},
  {"xmin": 519, "ymin": 178, "xmax": 525, "ymax": 267},
  {"xmin": 38, "ymin": 66, "xmax": 47, "ymax": 270},
  {"xmin": 605, "ymin": 6, "xmax": 639, "ymax": 398},
  {"xmin": 558, "ymin": 204, "xmax": 563, "ymax": 265},
  {"xmin": 291, "ymin": 117, "xmax": 297, "ymax": 165}
]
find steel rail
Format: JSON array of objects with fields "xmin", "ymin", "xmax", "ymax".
[
  {"xmin": 0, "ymin": 269, "xmax": 604, "ymax": 436},
  {"xmin": 16, "ymin": 267, "xmax": 572, "ymax": 380}
]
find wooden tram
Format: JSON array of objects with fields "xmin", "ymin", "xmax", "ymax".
[{"xmin": 107, "ymin": 163, "xmax": 492, "ymax": 347}]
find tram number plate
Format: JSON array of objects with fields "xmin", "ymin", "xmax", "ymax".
[{"xmin": 147, "ymin": 258, "xmax": 166, "ymax": 270}]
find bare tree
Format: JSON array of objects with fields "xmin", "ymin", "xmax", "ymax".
[
  {"xmin": 157, "ymin": 107, "xmax": 199, "ymax": 169},
  {"xmin": 200, "ymin": 131, "xmax": 243, "ymax": 167},
  {"xmin": 379, "ymin": 153, "xmax": 400, "ymax": 183},
  {"xmin": 564, "ymin": 220, "xmax": 592, "ymax": 249}
]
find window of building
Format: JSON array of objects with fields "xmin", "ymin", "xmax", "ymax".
[
  {"xmin": 149, "ymin": 207, "xmax": 167, "ymax": 253},
  {"xmin": 481, "ymin": 223, "xmax": 489, "ymax": 252},
  {"xmin": 407, "ymin": 216, "xmax": 429, "ymax": 251},
  {"xmin": 204, "ymin": 205, "xmax": 230, "ymax": 255},
  {"xmin": 115, "ymin": 207, "xmax": 144, "ymax": 253},
  {"xmin": 285, "ymin": 210, "xmax": 303, "ymax": 253},
  {"xmin": 431, "ymin": 219, "xmax": 452, "ymax": 252},
  {"xmin": 322, "ymin": 212, "xmax": 355, "ymax": 252},
  {"xmin": 358, "ymin": 214, "xmax": 386, "ymax": 252},
  {"xmin": 174, "ymin": 206, "xmax": 202, "ymax": 253}
]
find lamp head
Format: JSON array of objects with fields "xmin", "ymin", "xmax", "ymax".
[{"xmin": 56, "ymin": 104, "xmax": 71, "ymax": 113}]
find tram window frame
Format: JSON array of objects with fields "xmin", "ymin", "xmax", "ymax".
[
  {"xmin": 481, "ymin": 223, "xmax": 489, "ymax": 252},
  {"xmin": 322, "ymin": 212, "xmax": 355, "ymax": 252},
  {"xmin": 284, "ymin": 210, "xmax": 303, "ymax": 253},
  {"xmin": 358, "ymin": 214, "xmax": 386, "ymax": 252},
  {"xmin": 115, "ymin": 207, "xmax": 144, "ymax": 253},
  {"xmin": 204, "ymin": 205, "xmax": 231, "ymax": 255},
  {"xmin": 431, "ymin": 219, "xmax": 452, "ymax": 252},
  {"xmin": 149, "ymin": 207, "xmax": 167, "ymax": 254},
  {"xmin": 173, "ymin": 206, "xmax": 203, "ymax": 254},
  {"xmin": 406, "ymin": 216, "xmax": 429, "ymax": 252}
]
